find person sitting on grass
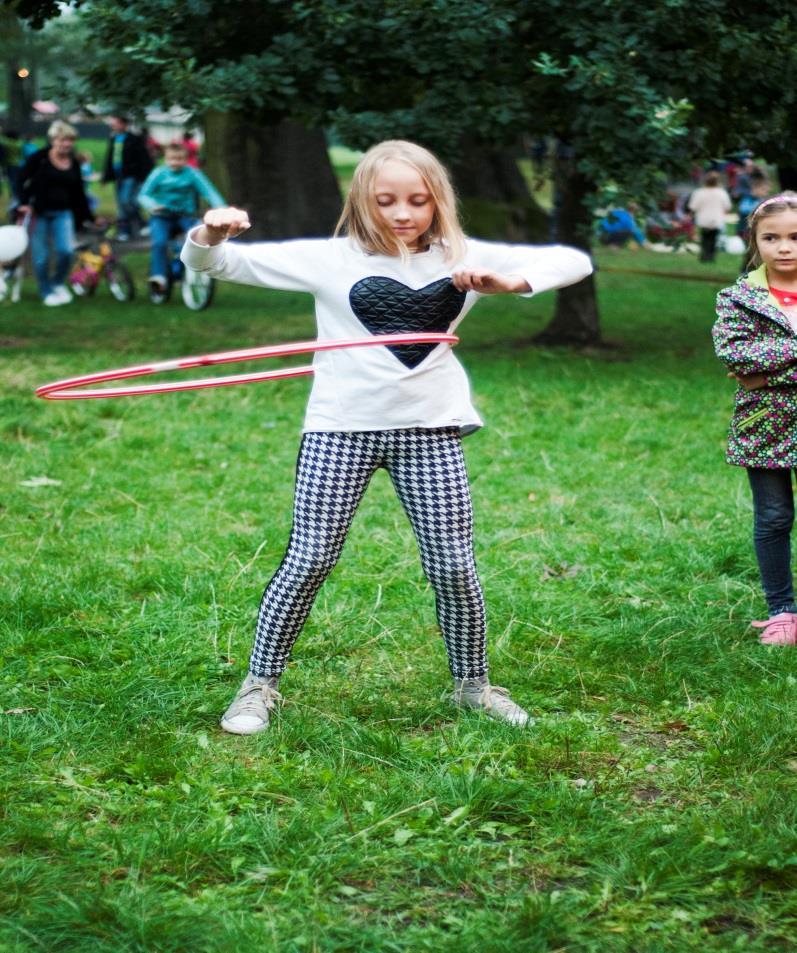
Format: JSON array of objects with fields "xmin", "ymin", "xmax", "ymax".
[
  {"xmin": 137, "ymin": 142, "xmax": 225, "ymax": 294},
  {"xmin": 597, "ymin": 204, "xmax": 647, "ymax": 248}
]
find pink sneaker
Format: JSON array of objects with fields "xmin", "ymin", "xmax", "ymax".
[{"xmin": 751, "ymin": 613, "xmax": 797, "ymax": 646}]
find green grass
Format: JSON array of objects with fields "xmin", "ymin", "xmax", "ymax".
[{"xmin": 3, "ymin": 246, "xmax": 797, "ymax": 951}]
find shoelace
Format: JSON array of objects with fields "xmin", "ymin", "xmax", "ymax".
[
  {"xmin": 457, "ymin": 683, "xmax": 525, "ymax": 717},
  {"xmin": 236, "ymin": 682, "xmax": 282, "ymax": 715},
  {"xmin": 476, "ymin": 684, "xmax": 522, "ymax": 715}
]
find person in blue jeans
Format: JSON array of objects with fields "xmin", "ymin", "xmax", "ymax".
[
  {"xmin": 17, "ymin": 120, "xmax": 94, "ymax": 306},
  {"xmin": 137, "ymin": 142, "xmax": 225, "ymax": 292},
  {"xmin": 101, "ymin": 116, "xmax": 153, "ymax": 241}
]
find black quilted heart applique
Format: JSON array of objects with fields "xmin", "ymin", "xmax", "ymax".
[{"xmin": 349, "ymin": 276, "xmax": 466, "ymax": 368}]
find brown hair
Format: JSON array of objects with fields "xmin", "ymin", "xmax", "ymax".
[
  {"xmin": 335, "ymin": 140, "xmax": 466, "ymax": 263},
  {"xmin": 747, "ymin": 191, "xmax": 797, "ymax": 268},
  {"xmin": 704, "ymin": 171, "xmax": 721, "ymax": 187}
]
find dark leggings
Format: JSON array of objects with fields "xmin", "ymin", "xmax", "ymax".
[
  {"xmin": 249, "ymin": 428, "xmax": 488, "ymax": 679},
  {"xmin": 747, "ymin": 468, "xmax": 797, "ymax": 615}
]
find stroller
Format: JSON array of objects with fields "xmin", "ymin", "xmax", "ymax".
[{"xmin": 0, "ymin": 209, "xmax": 31, "ymax": 303}]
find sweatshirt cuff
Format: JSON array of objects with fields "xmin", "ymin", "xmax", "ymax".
[
  {"xmin": 180, "ymin": 226, "xmax": 225, "ymax": 271},
  {"xmin": 516, "ymin": 248, "xmax": 594, "ymax": 298}
]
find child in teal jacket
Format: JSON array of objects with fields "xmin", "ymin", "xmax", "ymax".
[{"xmin": 138, "ymin": 142, "xmax": 224, "ymax": 289}]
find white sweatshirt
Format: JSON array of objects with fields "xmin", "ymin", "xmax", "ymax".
[
  {"xmin": 181, "ymin": 233, "xmax": 592, "ymax": 434},
  {"xmin": 688, "ymin": 187, "xmax": 732, "ymax": 230}
]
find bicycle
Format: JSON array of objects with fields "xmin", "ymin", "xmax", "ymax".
[
  {"xmin": 69, "ymin": 225, "xmax": 135, "ymax": 302},
  {"xmin": 148, "ymin": 218, "xmax": 214, "ymax": 311}
]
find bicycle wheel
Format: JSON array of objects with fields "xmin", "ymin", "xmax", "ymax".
[
  {"xmin": 181, "ymin": 268, "xmax": 214, "ymax": 311},
  {"xmin": 69, "ymin": 272, "xmax": 96, "ymax": 296},
  {"xmin": 105, "ymin": 261, "xmax": 135, "ymax": 302}
]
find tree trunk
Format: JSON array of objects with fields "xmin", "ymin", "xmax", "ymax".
[
  {"xmin": 534, "ymin": 152, "xmax": 600, "ymax": 346},
  {"xmin": 203, "ymin": 112, "xmax": 342, "ymax": 239},
  {"xmin": 778, "ymin": 166, "xmax": 797, "ymax": 191},
  {"xmin": 450, "ymin": 136, "xmax": 548, "ymax": 243}
]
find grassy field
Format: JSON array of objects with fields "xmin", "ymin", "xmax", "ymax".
[{"xmin": 3, "ymin": 244, "xmax": 797, "ymax": 952}]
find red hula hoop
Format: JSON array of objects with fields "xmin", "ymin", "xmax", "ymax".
[{"xmin": 35, "ymin": 333, "xmax": 460, "ymax": 400}]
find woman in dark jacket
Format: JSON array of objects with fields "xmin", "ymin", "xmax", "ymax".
[{"xmin": 19, "ymin": 119, "xmax": 94, "ymax": 306}]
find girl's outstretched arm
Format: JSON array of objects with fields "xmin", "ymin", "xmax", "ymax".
[
  {"xmin": 181, "ymin": 208, "xmax": 330, "ymax": 294},
  {"xmin": 456, "ymin": 241, "xmax": 592, "ymax": 297}
]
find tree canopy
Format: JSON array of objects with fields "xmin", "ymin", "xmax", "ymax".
[{"xmin": 8, "ymin": 0, "xmax": 797, "ymax": 340}]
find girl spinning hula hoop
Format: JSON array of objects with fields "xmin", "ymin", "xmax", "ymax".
[{"xmin": 183, "ymin": 140, "xmax": 593, "ymax": 735}]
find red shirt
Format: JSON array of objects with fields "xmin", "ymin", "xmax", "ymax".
[{"xmin": 770, "ymin": 285, "xmax": 797, "ymax": 309}]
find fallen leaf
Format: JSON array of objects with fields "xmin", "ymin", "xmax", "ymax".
[
  {"xmin": 527, "ymin": 492, "xmax": 537, "ymax": 501},
  {"xmin": 393, "ymin": 827, "xmax": 415, "ymax": 846},
  {"xmin": 541, "ymin": 561, "xmax": 586, "ymax": 582},
  {"xmin": 19, "ymin": 475, "xmax": 62, "ymax": 487},
  {"xmin": 4, "ymin": 707, "xmax": 35, "ymax": 715},
  {"xmin": 659, "ymin": 720, "xmax": 690, "ymax": 733},
  {"xmin": 633, "ymin": 786, "xmax": 663, "ymax": 802}
]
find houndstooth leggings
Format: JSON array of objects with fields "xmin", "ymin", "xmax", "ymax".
[{"xmin": 249, "ymin": 428, "xmax": 488, "ymax": 679}]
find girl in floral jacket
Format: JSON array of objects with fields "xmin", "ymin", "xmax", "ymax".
[{"xmin": 713, "ymin": 192, "xmax": 797, "ymax": 645}]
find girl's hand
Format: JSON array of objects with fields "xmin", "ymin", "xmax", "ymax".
[
  {"xmin": 729, "ymin": 371, "xmax": 768, "ymax": 390},
  {"xmin": 451, "ymin": 269, "xmax": 530, "ymax": 294},
  {"xmin": 196, "ymin": 207, "xmax": 251, "ymax": 246}
]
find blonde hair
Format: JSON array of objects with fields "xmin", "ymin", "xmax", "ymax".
[
  {"xmin": 335, "ymin": 140, "xmax": 467, "ymax": 263},
  {"xmin": 747, "ymin": 191, "xmax": 797, "ymax": 268},
  {"xmin": 47, "ymin": 120, "xmax": 77, "ymax": 141}
]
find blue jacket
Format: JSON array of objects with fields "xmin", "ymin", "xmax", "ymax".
[{"xmin": 598, "ymin": 208, "xmax": 645, "ymax": 245}]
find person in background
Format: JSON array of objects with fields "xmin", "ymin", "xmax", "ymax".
[
  {"xmin": 22, "ymin": 135, "xmax": 39, "ymax": 160},
  {"xmin": 77, "ymin": 151, "xmax": 99, "ymax": 215},
  {"xmin": 181, "ymin": 129, "xmax": 201, "ymax": 169},
  {"xmin": 597, "ymin": 204, "xmax": 647, "ymax": 248},
  {"xmin": 141, "ymin": 126, "xmax": 164, "ymax": 164},
  {"xmin": 18, "ymin": 120, "xmax": 94, "ymax": 306},
  {"xmin": 0, "ymin": 128, "xmax": 24, "ymax": 204},
  {"xmin": 137, "ymin": 141, "xmax": 224, "ymax": 293},
  {"xmin": 688, "ymin": 171, "xmax": 732, "ymax": 262},
  {"xmin": 101, "ymin": 115, "xmax": 153, "ymax": 241}
]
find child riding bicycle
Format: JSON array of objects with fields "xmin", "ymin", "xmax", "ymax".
[{"xmin": 137, "ymin": 142, "xmax": 225, "ymax": 295}]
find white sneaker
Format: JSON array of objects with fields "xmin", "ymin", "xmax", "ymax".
[
  {"xmin": 220, "ymin": 673, "xmax": 282, "ymax": 735},
  {"xmin": 43, "ymin": 291, "xmax": 67, "ymax": 307},
  {"xmin": 451, "ymin": 676, "xmax": 532, "ymax": 727},
  {"xmin": 53, "ymin": 284, "xmax": 73, "ymax": 304},
  {"xmin": 149, "ymin": 275, "xmax": 168, "ymax": 291}
]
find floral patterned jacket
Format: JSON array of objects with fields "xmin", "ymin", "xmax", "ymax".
[{"xmin": 713, "ymin": 264, "xmax": 797, "ymax": 468}]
